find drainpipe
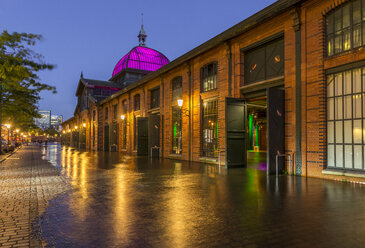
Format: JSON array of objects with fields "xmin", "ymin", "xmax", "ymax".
[
  {"xmin": 187, "ymin": 63, "xmax": 192, "ymax": 162},
  {"xmin": 128, "ymin": 92, "xmax": 131, "ymax": 154},
  {"xmin": 161, "ymin": 77, "xmax": 164, "ymax": 158},
  {"xmin": 291, "ymin": 7, "xmax": 302, "ymax": 175},
  {"xmin": 225, "ymin": 42, "xmax": 232, "ymax": 97}
]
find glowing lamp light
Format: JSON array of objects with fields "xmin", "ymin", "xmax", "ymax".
[
  {"xmin": 21, "ymin": 133, "xmax": 24, "ymax": 136},
  {"xmin": 16, "ymin": 129, "xmax": 19, "ymax": 133},
  {"xmin": 63, "ymin": 131, "xmax": 65, "ymax": 134},
  {"xmin": 177, "ymin": 99, "xmax": 183, "ymax": 107},
  {"xmin": 74, "ymin": 126, "xmax": 78, "ymax": 130},
  {"xmin": 121, "ymin": 115, "xmax": 125, "ymax": 120},
  {"xmin": 5, "ymin": 124, "xmax": 11, "ymax": 129},
  {"xmin": 82, "ymin": 123, "xmax": 86, "ymax": 127},
  {"xmin": 68, "ymin": 129, "xmax": 71, "ymax": 132}
]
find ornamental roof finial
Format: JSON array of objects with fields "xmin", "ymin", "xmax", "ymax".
[{"xmin": 138, "ymin": 13, "xmax": 147, "ymax": 46}]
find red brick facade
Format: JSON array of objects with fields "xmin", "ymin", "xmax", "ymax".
[{"xmin": 62, "ymin": 0, "xmax": 365, "ymax": 183}]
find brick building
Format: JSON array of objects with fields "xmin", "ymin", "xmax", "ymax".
[{"xmin": 62, "ymin": 0, "xmax": 365, "ymax": 182}]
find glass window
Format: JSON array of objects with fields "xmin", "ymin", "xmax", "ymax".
[
  {"xmin": 201, "ymin": 63, "xmax": 218, "ymax": 92},
  {"xmin": 122, "ymin": 100, "xmax": 128, "ymax": 113},
  {"xmin": 172, "ymin": 77, "xmax": 182, "ymax": 101},
  {"xmin": 150, "ymin": 88, "xmax": 160, "ymax": 109},
  {"xmin": 172, "ymin": 107, "xmax": 182, "ymax": 154},
  {"xmin": 327, "ymin": 67, "xmax": 364, "ymax": 170},
  {"xmin": 327, "ymin": 0, "xmax": 365, "ymax": 56},
  {"xmin": 244, "ymin": 38, "xmax": 284, "ymax": 84},
  {"xmin": 201, "ymin": 100, "xmax": 218, "ymax": 158},
  {"xmin": 134, "ymin": 94, "xmax": 140, "ymax": 111}
]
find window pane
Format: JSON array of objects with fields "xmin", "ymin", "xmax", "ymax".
[
  {"xmin": 328, "ymin": 144, "xmax": 335, "ymax": 167},
  {"xmin": 344, "ymin": 71, "xmax": 352, "ymax": 95},
  {"xmin": 328, "ymin": 121, "xmax": 334, "ymax": 143},
  {"xmin": 327, "ymin": 13, "xmax": 334, "ymax": 34},
  {"xmin": 354, "ymin": 120, "xmax": 362, "ymax": 143},
  {"xmin": 354, "ymin": 24, "xmax": 362, "ymax": 48},
  {"xmin": 335, "ymin": 73, "xmax": 343, "ymax": 96},
  {"xmin": 344, "ymin": 96, "xmax": 351, "ymax": 119},
  {"xmin": 328, "ymin": 98, "xmax": 334, "ymax": 120},
  {"xmin": 336, "ymin": 121, "xmax": 343, "ymax": 143},
  {"xmin": 336, "ymin": 145, "xmax": 344, "ymax": 168},
  {"xmin": 343, "ymin": 5, "xmax": 350, "ymax": 27},
  {"xmin": 353, "ymin": 68, "xmax": 362, "ymax": 93},
  {"xmin": 354, "ymin": 145, "xmax": 363, "ymax": 169},
  {"xmin": 353, "ymin": 94, "xmax": 362, "ymax": 118},
  {"xmin": 335, "ymin": 97, "xmax": 343, "ymax": 119},
  {"xmin": 327, "ymin": 35, "xmax": 334, "ymax": 56},
  {"xmin": 335, "ymin": 10, "xmax": 342, "ymax": 31},
  {"xmin": 344, "ymin": 120, "xmax": 352, "ymax": 143},
  {"xmin": 362, "ymin": 0, "xmax": 365, "ymax": 21},
  {"xmin": 343, "ymin": 28, "xmax": 351, "ymax": 51},
  {"xmin": 354, "ymin": 0, "xmax": 361, "ymax": 24},
  {"xmin": 344, "ymin": 145, "xmax": 353, "ymax": 168},
  {"xmin": 335, "ymin": 32, "xmax": 343, "ymax": 53}
]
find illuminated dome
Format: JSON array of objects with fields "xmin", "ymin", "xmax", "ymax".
[{"xmin": 112, "ymin": 46, "xmax": 170, "ymax": 77}]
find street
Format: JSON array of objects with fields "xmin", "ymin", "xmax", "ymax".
[{"xmin": 1, "ymin": 144, "xmax": 365, "ymax": 247}]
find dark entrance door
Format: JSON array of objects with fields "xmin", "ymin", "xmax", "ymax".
[
  {"xmin": 110, "ymin": 122, "xmax": 118, "ymax": 151},
  {"xmin": 148, "ymin": 114, "xmax": 160, "ymax": 158},
  {"xmin": 267, "ymin": 87, "xmax": 285, "ymax": 174},
  {"xmin": 104, "ymin": 125, "xmax": 109, "ymax": 151},
  {"xmin": 137, "ymin": 117, "xmax": 148, "ymax": 156},
  {"xmin": 225, "ymin": 98, "xmax": 247, "ymax": 167}
]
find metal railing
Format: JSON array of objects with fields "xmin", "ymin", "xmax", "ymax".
[{"xmin": 274, "ymin": 152, "xmax": 292, "ymax": 177}]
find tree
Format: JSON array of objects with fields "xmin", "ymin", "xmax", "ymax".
[{"xmin": 0, "ymin": 30, "xmax": 56, "ymax": 152}]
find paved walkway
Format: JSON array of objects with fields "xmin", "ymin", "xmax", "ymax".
[{"xmin": 0, "ymin": 145, "xmax": 70, "ymax": 248}]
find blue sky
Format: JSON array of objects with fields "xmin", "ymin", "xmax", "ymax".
[{"xmin": 0, "ymin": 0, "xmax": 276, "ymax": 120}]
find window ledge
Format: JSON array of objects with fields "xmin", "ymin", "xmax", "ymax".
[{"xmin": 322, "ymin": 169, "xmax": 365, "ymax": 179}]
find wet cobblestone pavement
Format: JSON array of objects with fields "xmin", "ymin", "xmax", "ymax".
[{"xmin": 3, "ymin": 144, "xmax": 365, "ymax": 247}]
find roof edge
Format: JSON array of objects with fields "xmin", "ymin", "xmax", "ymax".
[{"xmin": 100, "ymin": 0, "xmax": 304, "ymax": 105}]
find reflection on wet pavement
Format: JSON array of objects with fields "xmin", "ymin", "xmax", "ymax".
[{"xmin": 38, "ymin": 144, "xmax": 365, "ymax": 248}]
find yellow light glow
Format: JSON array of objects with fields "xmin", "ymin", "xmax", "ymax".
[
  {"xmin": 63, "ymin": 131, "xmax": 65, "ymax": 134},
  {"xmin": 75, "ymin": 126, "xmax": 78, "ymax": 129},
  {"xmin": 4, "ymin": 124, "xmax": 11, "ymax": 129},
  {"xmin": 177, "ymin": 99, "xmax": 183, "ymax": 107},
  {"xmin": 21, "ymin": 133, "xmax": 24, "ymax": 136},
  {"xmin": 16, "ymin": 129, "xmax": 19, "ymax": 133},
  {"xmin": 82, "ymin": 123, "xmax": 86, "ymax": 127},
  {"xmin": 68, "ymin": 129, "xmax": 71, "ymax": 132},
  {"xmin": 121, "ymin": 115, "xmax": 125, "ymax": 120}
]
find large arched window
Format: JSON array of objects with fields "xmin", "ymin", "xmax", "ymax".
[
  {"xmin": 201, "ymin": 63, "xmax": 217, "ymax": 92},
  {"xmin": 134, "ymin": 94, "xmax": 140, "ymax": 111},
  {"xmin": 326, "ymin": 0, "xmax": 365, "ymax": 56}
]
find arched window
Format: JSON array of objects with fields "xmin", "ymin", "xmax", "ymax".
[
  {"xmin": 201, "ymin": 63, "xmax": 217, "ymax": 92},
  {"xmin": 172, "ymin": 76, "xmax": 182, "ymax": 101},
  {"xmin": 326, "ymin": 0, "xmax": 365, "ymax": 56},
  {"xmin": 134, "ymin": 94, "xmax": 140, "ymax": 111}
]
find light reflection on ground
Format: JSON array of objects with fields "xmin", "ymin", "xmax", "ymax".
[{"xmin": 37, "ymin": 144, "xmax": 365, "ymax": 248}]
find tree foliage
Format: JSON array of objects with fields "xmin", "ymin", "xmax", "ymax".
[{"xmin": 0, "ymin": 30, "xmax": 56, "ymax": 130}]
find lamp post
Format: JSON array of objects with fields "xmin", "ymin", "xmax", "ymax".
[
  {"xmin": 177, "ymin": 99, "xmax": 190, "ymax": 117},
  {"xmin": 4, "ymin": 124, "xmax": 11, "ymax": 145}
]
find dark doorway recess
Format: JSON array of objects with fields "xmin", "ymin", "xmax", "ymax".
[
  {"xmin": 148, "ymin": 114, "xmax": 160, "ymax": 158},
  {"xmin": 137, "ymin": 117, "xmax": 148, "ymax": 156}
]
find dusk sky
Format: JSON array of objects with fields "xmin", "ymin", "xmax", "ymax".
[{"xmin": 1, "ymin": 0, "xmax": 276, "ymax": 120}]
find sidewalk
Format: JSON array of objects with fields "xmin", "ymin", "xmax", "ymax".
[{"xmin": 0, "ymin": 145, "xmax": 70, "ymax": 248}]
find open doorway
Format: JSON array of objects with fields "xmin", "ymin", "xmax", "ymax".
[{"xmin": 246, "ymin": 97, "xmax": 267, "ymax": 171}]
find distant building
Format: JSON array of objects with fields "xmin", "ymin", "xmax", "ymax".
[
  {"xmin": 51, "ymin": 115, "xmax": 63, "ymax": 132},
  {"xmin": 34, "ymin": 110, "xmax": 51, "ymax": 130}
]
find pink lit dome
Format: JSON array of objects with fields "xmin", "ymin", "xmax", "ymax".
[{"xmin": 112, "ymin": 46, "xmax": 170, "ymax": 77}]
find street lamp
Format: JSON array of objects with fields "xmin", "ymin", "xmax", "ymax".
[
  {"xmin": 74, "ymin": 126, "xmax": 78, "ymax": 130},
  {"xmin": 121, "ymin": 114, "xmax": 125, "ymax": 120},
  {"xmin": 177, "ymin": 99, "xmax": 190, "ymax": 117},
  {"xmin": 82, "ymin": 123, "xmax": 86, "ymax": 127}
]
